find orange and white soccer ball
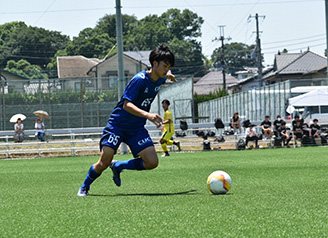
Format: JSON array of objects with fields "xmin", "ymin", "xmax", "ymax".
[{"xmin": 207, "ymin": 170, "xmax": 232, "ymax": 194}]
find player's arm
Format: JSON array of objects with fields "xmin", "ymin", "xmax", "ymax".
[
  {"xmin": 162, "ymin": 113, "xmax": 171, "ymax": 124},
  {"xmin": 163, "ymin": 119, "xmax": 171, "ymax": 124},
  {"xmin": 123, "ymin": 100, "xmax": 162, "ymax": 127},
  {"xmin": 165, "ymin": 71, "xmax": 177, "ymax": 82}
]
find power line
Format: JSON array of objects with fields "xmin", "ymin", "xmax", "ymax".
[
  {"xmin": 33, "ymin": 0, "xmax": 57, "ymax": 25},
  {"xmin": 262, "ymin": 37, "xmax": 326, "ymax": 51},
  {"xmin": 262, "ymin": 42, "xmax": 326, "ymax": 55},
  {"xmin": 262, "ymin": 34, "xmax": 325, "ymax": 45},
  {"xmin": 0, "ymin": 0, "xmax": 321, "ymax": 15}
]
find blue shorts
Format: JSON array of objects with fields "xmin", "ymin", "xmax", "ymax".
[{"xmin": 100, "ymin": 123, "xmax": 154, "ymax": 157}]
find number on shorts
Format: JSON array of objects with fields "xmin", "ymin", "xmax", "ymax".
[{"xmin": 108, "ymin": 134, "xmax": 120, "ymax": 145}]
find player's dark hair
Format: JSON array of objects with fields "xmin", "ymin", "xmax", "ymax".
[
  {"xmin": 149, "ymin": 44, "xmax": 175, "ymax": 67},
  {"xmin": 313, "ymin": 118, "xmax": 318, "ymax": 122},
  {"xmin": 265, "ymin": 115, "xmax": 270, "ymax": 118},
  {"xmin": 162, "ymin": 99, "xmax": 170, "ymax": 106},
  {"xmin": 281, "ymin": 121, "xmax": 286, "ymax": 125}
]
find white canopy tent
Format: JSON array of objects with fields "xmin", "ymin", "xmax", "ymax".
[{"xmin": 288, "ymin": 89, "xmax": 328, "ymax": 114}]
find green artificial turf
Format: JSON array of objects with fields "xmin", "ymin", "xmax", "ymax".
[{"xmin": 0, "ymin": 147, "xmax": 327, "ymax": 237}]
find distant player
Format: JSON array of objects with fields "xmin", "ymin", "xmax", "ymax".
[
  {"xmin": 77, "ymin": 44, "xmax": 176, "ymax": 196},
  {"xmin": 277, "ymin": 121, "xmax": 291, "ymax": 147},
  {"xmin": 231, "ymin": 112, "xmax": 241, "ymax": 135},
  {"xmin": 273, "ymin": 115, "xmax": 284, "ymax": 137},
  {"xmin": 261, "ymin": 115, "xmax": 272, "ymax": 139},
  {"xmin": 160, "ymin": 99, "xmax": 181, "ymax": 157}
]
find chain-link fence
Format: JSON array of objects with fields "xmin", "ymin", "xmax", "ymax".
[
  {"xmin": 197, "ymin": 78, "xmax": 328, "ymax": 124},
  {"xmin": 1, "ymin": 76, "xmax": 194, "ymax": 131},
  {"xmin": 0, "ymin": 77, "xmax": 118, "ymax": 130},
  {"xmin": 2, "ymin": 75, "xmax": 326, "ymax": 131}
]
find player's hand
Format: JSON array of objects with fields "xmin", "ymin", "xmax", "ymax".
[
  {"xmin": 166, "ymin": 72, "xmax": 177, "ymax": 82},
  {"xmin": 147, "ymin": 113, "xmax": 163, "ymax": 128}
]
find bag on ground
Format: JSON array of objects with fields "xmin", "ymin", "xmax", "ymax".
[
  {"xmin": 214, "ymin": 118, "xmax": 225, "ymax": 129},
  {"xmin": 236, "ymin": 138, "xmax": 246, "ymax": 150},
  {"xmin": 180, "ymin": 120, "xmax": 188, "ymax": 131}
]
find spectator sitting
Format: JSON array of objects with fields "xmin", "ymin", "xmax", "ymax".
[
  {"xmin": 277, "ymin": 121, "xmax": 291, "ymax": 147},
  {"xmin": 35, "ymin": 118, "xmax": 45, "ymax": 142},
  {"xmin": 310, "ymin": 119, "xmax": 320, "ymax": 139},
  {"xmin": 293, "ymin": 119, "xmax": 303, "ymax": 146},
  {"xmin": 301, "ymin": 120, "xmax": 311, "ymax": 145},
  {"xmin": 310, "ymin": 119, "xmax": 327, "ymax": 145},
  {"xmin": 245, "ymin": 124, "xmax": 258, "ymax": 148},
  {"xmin": 273, "ymin": 115, "xmax": 284, "ymax": 137},
  {"xmin": 231, "ymin": 112, "xmax": 241, "ymax": 135},
  {"xmin": 14, "ymin": 118, "xmax": 24, "ymax": 143},
  {"xmin": 261, "ymin": 115, "xmax": 273, "ymax": 140},
  {"xmin": 292, "ymin": 115, "xmax": 300, "ymax": 129}
]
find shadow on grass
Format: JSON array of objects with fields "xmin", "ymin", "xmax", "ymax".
[{"xmin": 89, "ymin": 189, "xmax": 199, "ymax": 197}]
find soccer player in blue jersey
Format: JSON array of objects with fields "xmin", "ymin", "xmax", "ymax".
[{"xmin": 77, "ymin": 44, "xmax": 176, "ymax": 196}]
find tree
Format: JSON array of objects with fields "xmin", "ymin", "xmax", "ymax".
[
  {"xmin": 59, "ymin": 14, "xmax": 137, "ymax": 58},
  {"xmin": 211, "ymin": 42, "xmax": 257, "ymax": 75},
  {"xmin": 160, "ymin": 9, "xmax": 204, "ymax": 76},
  {"xmin": 160, "ymin": 9, "xmax": 203, "ymax": 40},
  {"xmin": 124, "ymin": 9, "xmax": 205, "ymax": 76},
  {"xmin": 95, "ymin": 14, "xmax": 138, "ymax": 39},
  {"xmin": 282, "ymin": 48, "xmax": 288, "ymax": 53},
  {"xmin": 0, "ymin": 22, "xmax": 69, "ymax": 71},
  {"xmin": 125, "ymin": 15, "xmax": 172, "ymax": 50},
  {"xmin": 64, "ymin": 28, "xmax": 116, "ymax": 59},
  {"xmin": 168, "ymin": 38, "xmax": 204, "ymax": 76},
  {"xmin": 5, "ymin": 59, "xmax": 48, "ymax": 79}
]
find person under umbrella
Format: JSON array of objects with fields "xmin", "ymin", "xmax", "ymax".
[
  {"xmin": 35, "ymin": 117, "xmax": 45, "ymax": 142},
  {"xmin": 14, "ymin": 118, "xmax": 24, "ymax": 142}
]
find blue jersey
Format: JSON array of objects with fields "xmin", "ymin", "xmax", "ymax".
[{"xmin": 108, "ymin": 71, "xmax": 166, "ymax": 129}]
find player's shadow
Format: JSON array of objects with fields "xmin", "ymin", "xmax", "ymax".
[{"xmin": 90, "ymin": 189, "xmax": 198, "ymax": 197}]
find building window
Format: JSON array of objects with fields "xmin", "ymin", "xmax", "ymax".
[{"xmin": 109, "ymin": 75, "xmax": 118, "ymax": 88}]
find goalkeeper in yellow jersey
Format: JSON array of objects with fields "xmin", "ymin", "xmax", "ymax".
[{"xmin": 160, "ymin": 99, "xmax": 181, "ymax": 157}]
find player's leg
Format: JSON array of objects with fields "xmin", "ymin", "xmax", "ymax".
[
  {"xmin": 111, "ymin": 145, "xmax": 158, "ymax": 173},
  {"xmin": 160, "ymin": 131, "xmax": 170, "ymax": 156},
  {"xmin": 245, "ymin": 136, "xmax": 250, "ymax": 146},
  {"xmin": 110, "ymin": 148, "xmax": 156, "ymax": 187},
  {"xmin": 232, "ymin": 123, "xmax": 237, "ymax": 133},
  {"xmin": 110, "ymin": 127, "xmax": 153, "ymax": 186},
  {"xmin": 254, "ymin": 136, "xmax": 259, "ymax": 147},
  {"xmin": 160, "ymin": 131, "xmax": 179, "ymax": 155},
  {"xmin": 269, "ymin": 129, "xmax": 273, "ymax": 138},
  {"xmin": 138, "ymin": 146, "xmax": 158, "ymax": 169},
  {"xmin": 167, "ymin": 139, "xmax": 181, "ymax": 151},
  {"xmin": 77, "ymin": 146, "xmax": 114, "ymax": 196},
  {"xmin": 263, "ymin": 129, "xmax": 267, "ymax": 138}
]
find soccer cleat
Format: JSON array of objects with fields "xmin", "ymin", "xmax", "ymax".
[
  {"xmin": 77, "ymin": 186, "xmax": 89, "ymax": 197},
  {"xmin": 176, "ymin": 141, "xmax": 181, "ymax": 151},
  {"xmin": 110, "ymin": 160, "xmax": 121, "ymax": 187},
  {"xmin": 161, "ymin": 153, "xmax": 170, "ymax": 157}
]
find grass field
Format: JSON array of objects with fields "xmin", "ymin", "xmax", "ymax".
[{"xmin": 0, "ymin": 147, "xmax": 327, "ymax": 237}]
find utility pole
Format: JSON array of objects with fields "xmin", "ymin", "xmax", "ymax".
[
  {"xmin": 325, "ymin": 0, "xmax": 328, "ymax": 78},
  {"xmin": 116, "ymin": 0, "xmax": 124, "ymax": 100},
  {"xmin": 215, "ymin": 25, "xmax": 230, "ymax": 94},
  {"xmin": 249, "ymin": 13, "xmax": 265, "ymax": 88},
  {"xmin": 219, "ymin": 26, "xmax": 227, "ymax": 94},
  {"xmin": 115, "ymin": 0, "xmax": 128, "ymax": 154},
  {"xmin": 1, "ymin": 72, "xmax": 6, "ymax": 130}
]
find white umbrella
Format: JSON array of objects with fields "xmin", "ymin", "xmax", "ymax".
[
  {"xmin": 9, "ymin": 114, "xmax": 26, "ymax": 123},
  {"xmin": 33, "ymin": 110, "xmax": 50, "ymax": 119}
]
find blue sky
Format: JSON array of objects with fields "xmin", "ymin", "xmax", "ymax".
[{"xmin": 0, "ymin": 0, "xmax": 326, "ymax": 65}]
